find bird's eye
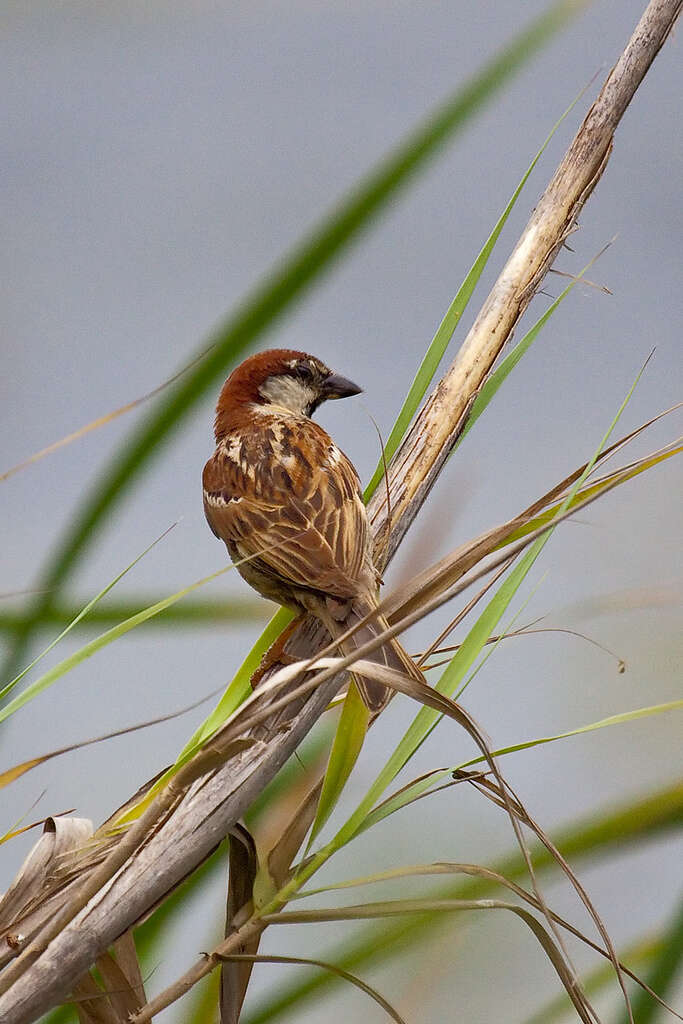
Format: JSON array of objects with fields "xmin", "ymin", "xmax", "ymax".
[{"xmin": 296, "ymin": 363, "xmax": 314, "ymax": 383}]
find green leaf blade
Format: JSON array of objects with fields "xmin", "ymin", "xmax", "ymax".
[
  {"xmin": 0, "ymin": 566, "xmax": 230, "ymax": 725},
  {"xmin": 308, "ymin": 682, "xmax": 370, "ymax": 847}
]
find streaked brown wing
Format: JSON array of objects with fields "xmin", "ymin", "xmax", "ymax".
[{"xmin": 203, "ymin": 420, "xmax": 369, "ymax": 600}]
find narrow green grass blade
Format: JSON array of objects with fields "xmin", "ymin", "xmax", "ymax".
[
  {"xmin": 459, "ymin": 700, "xmax": 683, "ymax": 769},
  {"xmin": 308, "ymin": 682, "xmax": 370, "ymax": 847},
  {"xmin": 4, "ymin": 1, "xmax": 579, "ymax": 684},
  {"xmin": 364, "ymin": 83, "xmax": 588, "ymax": 501},
  {"xmin": 242, "ymin": 783, "xmax": 683, "ymax": 1023},
  {"xmin": 0, "ymin": 567, "xmax": 230, "ymax": 725},
  {"xmin": 0, "ymin": 527, "xmax": 175, "ymax": 705},
  {"xmin": 428, "ymin": 569, "xmax": 544, "ymax": 712},
  {"xmin": 361, "ymin": 700, "xmax": 682, "ymax": 834},
  {"xmin": 293, "ymin": 862, "xmax": 521, "ymax": 901},
  {"xmin": 456, "ymin": 247, "xmax": 610, "ymax": 448},
  {"xmin": 359, "ymin": 769, "xmax": 453, "ymax": 835},
  {"xmin": 0, "ymin": 596, "xmax": 266, "ymax": 636}
]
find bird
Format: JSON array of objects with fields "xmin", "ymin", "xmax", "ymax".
[{"xmin": 202, "ymin": 348, "xmax": 425, "ymax": 712}]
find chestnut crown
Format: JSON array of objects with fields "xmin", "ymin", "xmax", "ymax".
[{"xmin": 214, "ymin": 349, "xmax": 362, "ymax": 438}]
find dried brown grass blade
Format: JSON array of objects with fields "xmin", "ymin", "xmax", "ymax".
[
  {"xmin": 95, "ymin": 948, "xmax": 145, "ymax": 1019},
  {"xmin": 0, "ymin": 686, "xmax": 223, "ymax": 790},
  {"xmin": 215, "ymin": 952, "xmax": 407, "ymax": 1023},
  {"xmin": 221, "ymin": 824, "xmax": 260, "ymax": 1024},
  {"xmin": 0, "ymin": 816, "xmax": 93, "ymax": 939},
  {"xmin": 71, "ymin": 972, "xmax": 122, "ymax": 1024},
  {"xmin": 464, "ymin": 773, "xmax": 633, "ymax": 1020},
  {"xmin": 301, "ymin": 861, "xmax": 681, "ymax": 1020},
  {"xmin": 520, "ymin": 407, "xmax": 681, "ymax": 521},
  {"xmin": 421, "ymin": 622, "xmax": 625, "ymax": 672},
  {"xmin": 263, "ymin": 900, "xmax": 596, "ymax": 1023},
  {"xmin": 0, "ymin": 349, "xmax": 210, "ymax": 483},
  {"xmin": 548, "ymin": 266, "xmax": 612, "ymax": 293},
  {"xmin": 111, "ymin": 931, "xmax": 145, "ymax": 1008},
  {"xmin": 267, "ymin": 779, "xmax": 324, "ymax": 889},
  {"xmin": 382, "ymin": 518, "xmax": 519, "ymax": 623},
  {"xmin": 415, "ymin": 558, "xmax": 514, "ymax": 668}
]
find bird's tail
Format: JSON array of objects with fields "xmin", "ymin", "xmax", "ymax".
[{"xmin": 324, "ymin": 593, "xmax": 424, "ymax": 714}]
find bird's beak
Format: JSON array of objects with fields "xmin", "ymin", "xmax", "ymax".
[{"xmin": 322, "ymin": 373, "xmax": 363, "ymax": 400}]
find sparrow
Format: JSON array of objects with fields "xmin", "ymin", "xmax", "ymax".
[{"xmin": 202, "ymin": 348, "xmax": 425, "ymax": 712}]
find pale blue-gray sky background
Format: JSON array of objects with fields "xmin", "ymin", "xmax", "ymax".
[{"xmin": 1, "ymin": 2, "xmax": 681, "ymax": 1021}]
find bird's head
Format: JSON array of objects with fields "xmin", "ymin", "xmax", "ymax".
[{"xmin": 214, "ymin": 349, "xmax": 362, "ymax": 438}]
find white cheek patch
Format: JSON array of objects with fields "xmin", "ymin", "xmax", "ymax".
[{"xmin": 259, "ymin": 375, "xmax": 316, "ymax": 415}]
